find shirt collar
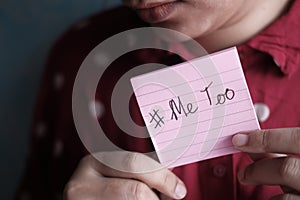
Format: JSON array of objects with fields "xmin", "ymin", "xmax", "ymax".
[{"xmin": 246, "ymin": 0, "xmax": 300, "ymax": 76}]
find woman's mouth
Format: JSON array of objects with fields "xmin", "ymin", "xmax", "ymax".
[{"xmin": 134, "ymin": 1, "xmax": 179, "ymax": 24}]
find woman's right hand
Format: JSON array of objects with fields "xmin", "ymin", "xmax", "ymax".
[{"xmin": 63, "ymin": 151, "xmax": 187, "ymax": 200}]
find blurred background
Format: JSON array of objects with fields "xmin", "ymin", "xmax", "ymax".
[{"xmin": 0, "ymin": 0, "xmax": 120, "ymax": 199}]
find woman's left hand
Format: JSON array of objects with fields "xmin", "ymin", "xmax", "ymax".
[{"xmin": 232, "ymin": 128, "xmax": 300, "ymax": 200}]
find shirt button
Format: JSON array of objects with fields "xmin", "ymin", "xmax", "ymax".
[
  {"xmin": 213, "ymin": 164, "xmax": 227, "ymax": 178},
  {"xmin": 254, "ymin": 103, "xmax": 270, "ymax": 123}
]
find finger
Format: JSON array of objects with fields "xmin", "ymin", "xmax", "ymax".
[
  {"xmin": 270, "ymin": 193, "xmax": 300, "ymax": 200},
  {"xmin": 65, "ymin": 177, "xmax": 160, "ymax": 200},
  {"xmin": 232, "ymin": 128, "xmax": 300, "ymax": 154},
  {"xmin": 101, "ymin": 178, "xmax": 160, "ymax": 200},
  {"xmin": 90, "ymin": 152, "xmax": 187, "ymax": 200},
  {"xmin": 238, "ymin": 157, "xmax": 300, "ymax": 191}
]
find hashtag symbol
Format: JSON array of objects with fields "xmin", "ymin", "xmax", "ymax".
[{"xmin": 149, "ymin": 109, "xmax": 164, "ymax": 128}]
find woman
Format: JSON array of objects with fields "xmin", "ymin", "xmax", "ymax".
[{"xmin": 17, "ymin": 0, "xmax": 300, "ymax": 199}]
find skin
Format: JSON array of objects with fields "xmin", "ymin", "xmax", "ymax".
[
  {"xmin": 123, "ymin": 0, "xmax": 291, "ymax": 52},
  {"xmin": 64, "ymin": 0, "xmax": 299, "ymax": 199},
  {"xmin": 232, "ymin": 129, "xmax": 300, "ymax": 200}
]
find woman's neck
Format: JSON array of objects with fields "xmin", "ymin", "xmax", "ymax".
[{"xmin": 196, "ymin": 0, "xmax": 292, "ymax": 53}]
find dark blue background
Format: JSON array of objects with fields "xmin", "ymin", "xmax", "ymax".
[{"xmin": 0, "ymin": 1, "xmax": 120, "ymax": 199}]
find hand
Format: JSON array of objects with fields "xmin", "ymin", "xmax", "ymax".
[
  {"xmin": 63, "ymin": 151, "xmax": 187, "ymax": 200},
  {"xmin": 232, "ymin": 128, "xmax": 300, "ymax": 200}
]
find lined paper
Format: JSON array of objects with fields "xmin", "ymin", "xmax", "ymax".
[{"xmin": 131, "ymin": 47, "xmax": 260, "ymax": 168}]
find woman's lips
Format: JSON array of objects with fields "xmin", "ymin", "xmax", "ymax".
[{"xmin": 135, "ymin": 1, "xmax": 178, "ymax": 24}]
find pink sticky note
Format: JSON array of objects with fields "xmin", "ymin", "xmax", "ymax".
[{"xmin": 131, "ymin": 47, "xmax": 260, "ymax": 168}]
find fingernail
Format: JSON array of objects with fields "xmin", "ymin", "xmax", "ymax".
[
  {"xmin": 175, "ymin": 182, "xmax": 187, "ymax": 199},
  {"xmin": 232, "ymin": 134, "xmax": 248, "ymax": 147}
]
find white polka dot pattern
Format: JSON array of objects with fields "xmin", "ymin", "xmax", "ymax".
[
  {"xmin": 35, "ymin": 122, "xmax": 47, "ymax": 138},
  {"xmin": 53, "ymin": 140, "xmax": 63, "ymax": 157},
  {"xmin": 53, "ymin": 73, "xmax": 64, "ymax": 90},
  {"xmin": 254, "ymin": 103, "xmax": 270, "ymax": 123},
  {"xmin": 89, "ymin": 100, "xmax": 105, "ymax": 118},
  {"xmin": 94, "ymin": 52, "xmax": 109, "ymax": 66}
]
